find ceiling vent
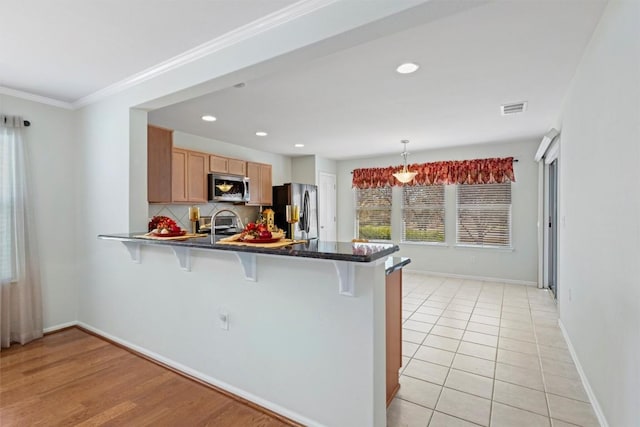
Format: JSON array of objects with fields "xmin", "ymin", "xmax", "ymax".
[{"xmin": 501, "ymin": 102, "xmax": 527, "ymax": 115}]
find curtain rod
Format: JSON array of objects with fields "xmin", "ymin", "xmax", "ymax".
[{"xmin": 2, "ymin": 117, "xmax": 30, "ymax": 127}]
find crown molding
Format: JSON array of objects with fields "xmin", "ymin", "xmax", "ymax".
[
  {"xmin": 73, "ymin": 0, "xmax": 338, "ymax": 109},
  {"xmin": 0, "ymin": 86, "xmax": 74, "ymax": 110}
]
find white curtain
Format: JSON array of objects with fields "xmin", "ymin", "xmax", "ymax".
[{"xmin": 0, "ymin": 115, "xmax": 42, "ymax": 350}]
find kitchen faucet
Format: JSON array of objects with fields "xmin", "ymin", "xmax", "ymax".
[{"xmin": 211, "ymin": 209, "xmax": 244, "ymax": 243}]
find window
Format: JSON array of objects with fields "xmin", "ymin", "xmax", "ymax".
[
  {"xmin": 402, "ymin": 185, "xmax": 445, "ymax": 243},
  {"xmin": 355, "ymin": 187, "xmax": 392, "ymax": 240},
  {"xmin": 457, "ymin": 183, "xmax": 512, "ymax": 247}
]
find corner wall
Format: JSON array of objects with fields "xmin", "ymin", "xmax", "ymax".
[
  {"xmin": 557, "ymin": 1, "xmax": 640, "ymax": 425},
  {"xmin": 73, "ymin": 3, "xmax": 429, "ymax": 424},
  {"xmin": 0, "ymin": 94, "xmax": 78, "ymax": 329},
  {"xmin": 337, "ymin": 139, "xmax": 539, "ymax": 283}
]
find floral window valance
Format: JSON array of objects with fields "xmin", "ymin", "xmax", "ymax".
[{"xmin": 352, "ymin": 157, "xmax": 515, "ymax": 189}]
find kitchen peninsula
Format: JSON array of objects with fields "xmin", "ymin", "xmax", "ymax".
[{"xmin": 98, "ymin": 233, "xmax": 408, "ymax": 427}]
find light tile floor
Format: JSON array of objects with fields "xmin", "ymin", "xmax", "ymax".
[{"xmin": 387, "ymin": 273, "xmax": 600, "ymax": 427}]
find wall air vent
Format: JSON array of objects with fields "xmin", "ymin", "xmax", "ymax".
[{"xmin": 501, "ymin": 101, "xmax": 527, "ymax": 115}]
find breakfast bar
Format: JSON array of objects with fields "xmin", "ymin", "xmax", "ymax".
[{"xmin": 98, "ymin": 233, "xmax": 409, "ymax": 426}]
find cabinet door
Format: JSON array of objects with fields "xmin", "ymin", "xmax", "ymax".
[
  {"xmin": 228, "ymin": 158, "xmax": 246, "ymax": 176},
  {"xmin": 210, "ymin": 155, "xmax": 228, "ymax": 173},
  {"xmin": 188, "ymin": 151, "xmax": 208, "ymax": 203},
  {"xmin": 260, "ymin": 163, "xmax": 273, "ymax": 205},
  {"xmin": 385, "ymin": 269, "xmax": 402, "ymax": 405},
  {"xmin": 147, "ymin": 125, "xmax": 173, "ymax": 203},
  {"xmin": 172, "ymin": 148, "xmax": 188, "ymax": 202},
  {"xmin": 246, "ymin": 162, "xmax": 261, "ymax": 205}
]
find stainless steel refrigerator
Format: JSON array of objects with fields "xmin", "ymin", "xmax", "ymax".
[{"xmin": 272, "ymin": 183, "xmax": 318, "ymax": 240}]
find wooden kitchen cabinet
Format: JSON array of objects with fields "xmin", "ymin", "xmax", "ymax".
[
  {"xmin": 171, "ymin": 148, "xmax": 188, "ymax": 202},
  {"xmin": 187, "ymin": 151, "xmax": 208, "ymax": 203},
  {"xmin": 246, "ymin": 162, "xmax": 272, "ymax": 206},
  {"xmin": 147, "ymin": 125, "xmax": 173, "ymax": 203},
  {"xmin": 386, "ymin": 268, "xmax": 402, "ymax": 406},
  {"xmin": 172, "ymin": 148, "xmax": 207, "ymax": 203},
  {"xmin": 228, "ymin": 158, "xmax": 246, "ymax": 176},
  {"xmin": 210, "ymin": 155, "xmax": 246, "ymax": 176}
]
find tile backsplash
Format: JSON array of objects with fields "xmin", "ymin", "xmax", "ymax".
[{"xmin": 148, "ymin": 203, "xmax": 260, "ymax": 231}]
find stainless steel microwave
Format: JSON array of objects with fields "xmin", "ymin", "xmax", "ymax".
[{"xmin": 208, "ymin": 173, "xmax": 250, "ymax": 203}]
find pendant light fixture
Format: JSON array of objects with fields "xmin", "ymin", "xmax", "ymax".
[{"xmin": 393, "ymin": 140, "xmax": 417, "ymax": 184}]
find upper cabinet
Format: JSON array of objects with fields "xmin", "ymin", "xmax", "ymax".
[
  {"xmin": 187, "ymin": 151, "xmax": 208, "ymax": 203},
  {"xmin": 172, "ymin": 148, "xmax": 207, "ymax": 203},
  {"xmin": 210, "ymin": 155, "xmax": 246, "ymax": 176},
  {"xmin": 147, "ymin": 125, "xmax": 173, "ymax": 203},
  {"xmin": 148, "ymin": 125, "xmax": 269, "ymax": 205},
  {"xmin": 171, "ymin": 148, "xmax": 188, "ymax": 202},
  {"xmin": 246, "ymin": 162, "xmax": 273, "ymax": 206}
]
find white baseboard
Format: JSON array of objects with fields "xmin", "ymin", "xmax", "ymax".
[
  {"xmin": 44, "ymin": 321, "xmax": 79, "ymax": 333},
  {"xmin": 405, "ymin": 268, "xmax": 537, "ymax": 287},
  {"xmin": 76, "ymin": 322, "xmax": 320, "ymax": 427},
  {"xmin": 558, "ymin": 320, "xmax": 608, "ymax": 427}
]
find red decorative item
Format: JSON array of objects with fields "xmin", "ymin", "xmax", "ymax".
[
  {"xmin": 151, "ymin": 230, "xmax": 187, "ymax": 238},
  {"xmin": 240, "ymin": 237, "xmax": 280, "ymax": 244},
  {"xmin": 352, "ymin": 157, "xmax": 515, "ymax": 188},
  {"xmin": 148, "ymin": 215, "xmax": 182, "ymax": 233}
]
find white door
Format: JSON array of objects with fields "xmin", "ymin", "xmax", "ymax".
[{"xmin": 318, "ymin": 172, "xmax": 337, "ymax": 241}]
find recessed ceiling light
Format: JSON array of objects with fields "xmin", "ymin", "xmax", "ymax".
[
  {"xmin": 294, "ymin": 144, "xmax": 304, "ymax": 148},
  {"xmin": 396, "ymin": 62, "xmax": 420, "ymax": 74},
  {"xmin": 255, "ymin": 131, "xmax": 268, "ymax": 136},
  {"xmin": 201, "ymin": 115, "xmax": 217, "ymax": 122}
]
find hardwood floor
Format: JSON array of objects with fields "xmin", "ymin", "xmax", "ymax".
[{"xmin": 0, "ymin": 328, "xmax": 293, "ymax": 426}]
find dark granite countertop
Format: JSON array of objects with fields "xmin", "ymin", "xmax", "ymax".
[{"xmin": 98, "ymin": 233, "xmax": 399, "ymax": 263}]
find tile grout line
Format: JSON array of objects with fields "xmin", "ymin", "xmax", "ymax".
[{"xmin": 394, "ymin": 274, "xmax": 592, "ymax": 427}]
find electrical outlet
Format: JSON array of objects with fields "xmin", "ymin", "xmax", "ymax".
[
  {"xmin": 471, "ymin": 255, "xmax": 476, "ymax": 263},
  {"xmin": 219, "ymin": 310, "xmax": 229, "ymax": 330},
  {"xmin": 568, "ymin": 288, "xmax": 572, "ymax": 302}
]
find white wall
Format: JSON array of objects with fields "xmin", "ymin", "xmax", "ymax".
[
  {"xmin": 557, "ymin": 1, "xmax": 640, "ymax": 425},
  {"xmin": 337, "ymin": 140, "xmax": 539, "ymax": 283},
  {"xmin": 0, "ymin": 94, "xmax": 77, "ymax": 329},
  {"xmin": 291, "ymin": 155, "xmax": 338, "ymax": 185},
  {"xmin": 291, "ymin": 155, "xmax": 316, "ymax": 184},
  {"xmin": 316, "ymin": 155, "xmax": 337, "ymax": 177},
  {"xmin": 73, "ymin": 2, "xmax": 427, "ymax": 424}
]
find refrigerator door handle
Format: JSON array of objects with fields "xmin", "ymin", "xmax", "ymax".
[{"xmin": 302, "ymin": 190, "xmax": 311, "ymax": 232}]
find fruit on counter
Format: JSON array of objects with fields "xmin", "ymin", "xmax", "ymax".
[
  {"xmin": 240, "ymin": 222, "xmax": 272, "ymax": 240},
  {"xmin": 148, "ymin": 215, "xmax": 181, "ymax": 233}
]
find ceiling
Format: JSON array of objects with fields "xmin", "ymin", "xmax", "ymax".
[
  {"xmin": 2, "ymin": 1, "xmax": 606, "ymax": 160},
  {"xmin": 0, "ymin": 0, "xmax": 297, "ymax": 102},
  {"xmin": 149, "ymin": 0, "xmax": 606, "ymax": 160}
]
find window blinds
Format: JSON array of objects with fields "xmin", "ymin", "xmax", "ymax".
[
  {"xmin": 355, "ymin": 187, "xmax": 392, "ymax": 240},
  {"xmin": 402, "ymin": 185, "xmax": 445, "ymax": 243},
  {"xmin": 456, "ymin": 183, "xmax": 512, "ymax": 247}
]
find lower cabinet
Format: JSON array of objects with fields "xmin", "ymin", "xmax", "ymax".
[
  {"xmin": 386, "ymin": 269, "xmax": 402, "ymax": 405},
  {"xmin": 172, "ymin": 148, "xmax": 207, "ymax": 203}
]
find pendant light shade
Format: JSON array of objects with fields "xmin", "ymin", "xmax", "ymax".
[{"xmin": 393, "ymin": 140, "xmax": 417, "ymax": 184}]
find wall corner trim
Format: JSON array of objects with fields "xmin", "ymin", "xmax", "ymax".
[
  {"xmin": 407, "ymin": 269, "xmax": 537, "ymax": 287},
  {"xmin": 43, "ymin": 321, "xmax": 80, "ymax": 334},
  {"xmin": 558, "ymin": 320, "xmax": 610, "ymax": 427}
]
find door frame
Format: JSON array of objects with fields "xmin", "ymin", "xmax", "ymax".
[
  {"xmin": 318, "ymin": 171, "xmax": 337, "ymax": 242},
  {"xmin": 541, "ymin": 138, "xmax": 560, "ymax": 293},
  {"xmin": 545, "ymin": 157, "xmax": 559, "ymax": 296}
]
